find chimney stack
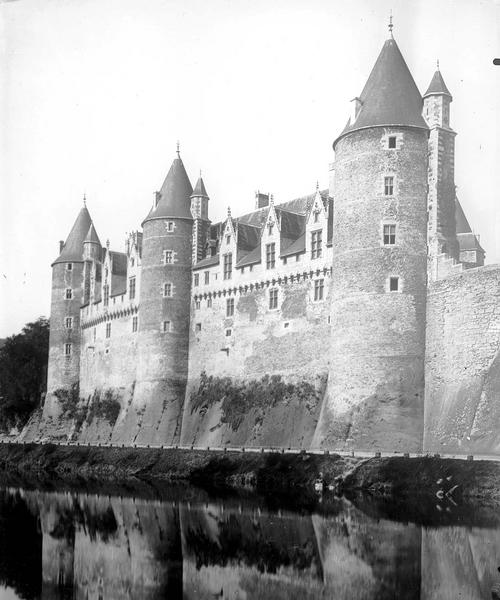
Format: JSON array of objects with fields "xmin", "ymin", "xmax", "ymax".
[{"xmin": 255, "ymin": 191, "xmax": 270, "ymax": 209}]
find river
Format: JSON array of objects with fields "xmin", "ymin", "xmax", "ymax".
[{"xmin": 0, "ymin": 481, "xmax": 498, "ymax": 599}]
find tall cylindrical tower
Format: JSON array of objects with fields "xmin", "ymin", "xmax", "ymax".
[
  {"xmin": 133, "ymin": 151, "xmax": 193, "ymax": 445},
  {"xmin": 44, "ymin": 204, "xmax": 93, "ymax": 418},
  {"xmin": 313, "ymin": 35, "xmax": 429, "ymax": 452}
]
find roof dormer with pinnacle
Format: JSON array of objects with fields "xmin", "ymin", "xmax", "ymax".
[
  {"xmin": 143, "ymin": 146, "xmax": 193, "ymax": 224},
  {"xmin": 334, "ymin": 25, "xmax": 428, "ymax": 148}
]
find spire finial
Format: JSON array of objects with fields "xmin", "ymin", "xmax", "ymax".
[
  {"xmin": 199, "ymin": 169, "xmax": 202, "ymax": 178},
  {"xmin": 316, "ymin": 180, "xmax": 320, "ymax": 192},
  {"xmin": 176, "ymin": 140, "xmax": 180, "ymax": 157},
  {"xmin": 436, "ymin": 58, "xmax": 440, "ymax": 70},
  {"xmin": 227, "ymin": 206, "xmax": 232, "ymax": 219},
  {"xmin": 388, "ymin": 10, "xmax": 393, "ymax": 37},
  {"xmin": 83, "ymin": 193, "xmax": 87, "ymax": 207}
]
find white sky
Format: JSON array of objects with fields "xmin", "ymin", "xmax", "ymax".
[{"xmin": 0, "ymin": 0, "xmax": 499, "ymax": 337}]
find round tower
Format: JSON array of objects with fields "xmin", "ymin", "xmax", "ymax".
[
  {"xmin": 45, "ymin": 203, "xmax": 92, "ymax": 418},
  {"xmin": 133, "ymin": 149, "xmax": 193, "ymax": 445},
  {"xmin": 313, "ymin": 34, "xmax": 429, "ymax": 452}
]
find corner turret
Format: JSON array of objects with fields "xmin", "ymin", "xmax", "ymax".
[
  {"xmin": 190, "ymin": 173, "xmax": 211, "ymax": 264},
  {"xmin": 424, "ymin": 64, "xmax": 459, "ymax": 274}
]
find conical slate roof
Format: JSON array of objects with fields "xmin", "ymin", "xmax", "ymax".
[
  {"xmin": 53, "ymin": 205, "xmax": 92, "ymax": 265},
  {"xmin": 423, "ymin": 69, "xmax": 452, "ymax": 99},
  {"xmin": 143, "ymin": 155, "xmax": 193, "ymax": 223},
  {"xmin": 191, "ymin": 176, "xmax": 208, "ymax": 198},
  {"xmin": 84, "ymin": 222, "xmax": 101, "ymax": 245},
  {"xmin": 334, "ymin": 37, "xmax": 428, "ymax": 147},
  {"xmin": 455, "ymin": 198, "xmax": 472, "ymax": 234}
]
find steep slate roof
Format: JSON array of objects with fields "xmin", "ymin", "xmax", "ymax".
[
  {"xmin": 53, "ymin": 205, "xmax": 93, "ymax": 265},
  {"xmin": 455, "ymin": 198, "xmax": 472, "ymax": 233},
  {"xmin": 84, "ymin": 223, "xmax": 101, "ymax": 245},
  {"xmin": 143, "ymin": 155, "xmax": 193, "ymax": 223},
  {"xmin": 335, "ymin": 37, "xmax": 428, "ymax": 147},
  {"xmin": 455, "ymin": 198, "xmax": 484, "ymax": 254},
  {"xmin": 191, "ymin": 176, "xmax": 209, "ymax": 198},
  {"xmin": 423, "ymin": 70, "xmax": 452, "ymax": 99},
  {"xmin": 109, "ymin": 251, "xmax": 128, "ymax": 296}
]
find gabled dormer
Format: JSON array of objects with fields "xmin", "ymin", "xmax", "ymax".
[
  {"xmin": 221, "ymin": 208, "xmax": 237, "ymax": 281},
  {"xmin": 126, "ymin": 231, "xmax": 142, "ymax": 304},
  {"xmin": 305, "ymin": 186, "xmax": 327, "ymax": 261},
  {"xmin": 262, "ymin": 197, "xmax": 280, "ymax": 270}
]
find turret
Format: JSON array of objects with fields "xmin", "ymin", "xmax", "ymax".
[
  {"xmin": 82, "ymin": 222, "xmax": 102, "ymax": 306},
  {"xmin": 45, "ymin": 201, "xmax": 92, "ymax": 418},
  {"xmin": 190, "ymin": 174, "xmax": 210, "ymax": 264},
  {"xmin": 313, "ymin": 29, "xmax": 428, "ymax": 452},
  {"xmin": 423, "ymin": 64, "xmax": 460, "ymax": 276},
  {"xmin": 133, "ymin": 148, "xmax": 193, "ymax": 444}
]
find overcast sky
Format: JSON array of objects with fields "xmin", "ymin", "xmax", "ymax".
[{"xmin": 1, "ymin": 0, "xmax": 499, "ymax": 337}]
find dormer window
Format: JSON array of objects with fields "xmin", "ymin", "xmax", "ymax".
[
  {"xmin": 388, "ymin": 136, "xmax": 397, "ymax": 149},
  {"xmin": 266, "ymin": 243, "xmax": 276, "ymax": 269},
  {"xmin": 268, "ymin": 223, "xmax": 274, "ymax": 236},
  {"xmin": 226, "ymin": 235, "xmax": 231, "ymax": 245},
  {"xmin": 314, "ymin": 211, "xmax": 319, "ymax": 223},
  {"xmin": 311, "ymin": 230, "xmax": 322, "ymax": 259}
]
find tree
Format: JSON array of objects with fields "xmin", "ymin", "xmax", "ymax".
[{"xmin": 0, "ymin": 317, "xmax": 49, "ymax": 431}]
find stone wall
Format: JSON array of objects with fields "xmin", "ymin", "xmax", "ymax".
[
  {"xmin": 425, "ymin": 265, "xmax": 500, "ymax": 455},
  {"xmin": 180, "ymin": 273, "xmax": 332, "ymax": 448}
]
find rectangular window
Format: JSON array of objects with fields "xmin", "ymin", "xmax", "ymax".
[
  {"xmin": 311, "ymin": 230, "xmax": 323, "ymax": 259},
  {"xmin": 384, "ymin": 176, "xmax": 394, "ymax": 196},
  {"xmin": 64, "ymin": 343, "xmax": 72, "ymax": 356},
  {"xmin": 65, "ymin": 317, "xmax": 73, "ymax": 329},
  {"xmin": 93, "ymin": 327, "xmax": 96, "ymax": 342},
  {"xmin": 164, "ymin": 250, "xmax": 173, "ymax": 264},
  {"xmin": 283, "ymin": 257, "xmax": 288, "ymax": 265},
  {"xmin": 389, "ymin": 277, "xmax": 399, "ymax": 292},
  {"xmin": 66, "ymin": 263, "xmax": 73, "ymax": 271},
  {"xmin": 269, "ymin": 288, "xmax": 278, "ymax": 310},
  {"xmin": 194, "ymin": 273, "xmax": 199, "ymax": 286},
  {"xmin": 65, "ymin": 288, "xmax": 73, "ymax": 300},
  {"xmin": 223, "ymin": 253, "xmax": 232, "ymax": 280},
  {"xmin": 103, "ymin": 284, "xmax": 109, "ymax": 307},
  {"xmin": 226, "ymin": 235, "xmax": 231, "ymax": 245},
  {"xmin": 388, "ymin": 136, "xmax": 397, "ymax": 149},
  {"xmin": 204, "ymin": 271, "xmax": 210, "ymax": 285},
  {"xmin": 132, "ymin": 316, "xmax": 138, "ymax": 332},
  {"xmin": 225, "ymin": 328, "xmax": 232, "ymax": 336},
  {"xmin": 266, "ymin": 243, "xmax": 276, "ymax": 269},
  {"xmin": 163, "ymin": 282, "xmax": 172, "ymax": 297},
  {"xmin": 314, "ymin": 279, "xmax": 324, "ymax": 301},
  {"xmin": 105, "ymin": 323, "xmax": 111, "ymax": 338},
  {"xmin": 226, "ymin": 297, "xmax": 234, "ymax": 317},
  {"xmin": 129, "ymin": 276, "xmax": 136, "ymax": 300},
  {"xmin": 383, "ymin": 224, "xmax": 396, "ymax": 245},
  {"xmin": 207, "ymin": 297, "xmax": 212, "ymax": 308},
  {"xmin": 166, "ymin": 222, "xmax": 174, "ymax": 232},
  {"xmin": 296, "ymin": 254, "xmax": 300, "ymax": 262},
  {"xmin": 195, "ymin": 323, "xmax": 202, "ymax": 333},
  {"xmin": 314, "ymin": 211, "xmax": 319, "ymax": 223},
  {"xmin": 162, "ymin": 320, "xmax": 171, "ymax": 332},
  {"xmin": 195, "ymin": 299, "xmax": 201, "ymax": 309},
  {"xmin": 268, "ymin": 223, "xmax": 274, "ymax": 236}
]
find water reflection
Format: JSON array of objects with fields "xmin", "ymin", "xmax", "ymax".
[{"xmin": 0, "ymin": 483, "xmax": 498, "ymax": 599}]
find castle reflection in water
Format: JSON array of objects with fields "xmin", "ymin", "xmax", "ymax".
[{"xmin": 0, "ymin": 484, "xmax": 499, "ymax": 599}]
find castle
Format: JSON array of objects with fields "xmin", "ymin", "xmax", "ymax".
[{"xmin": 27, "ymin": 29, "xmax": 500, "ymax": 455}]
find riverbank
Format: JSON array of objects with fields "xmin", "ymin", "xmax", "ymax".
[{"xmin": 0, "ymin": 442, "xmax": 499, "ymax": 503}]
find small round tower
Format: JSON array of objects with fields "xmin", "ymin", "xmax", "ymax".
[
  {"xmin": 313, "ymin": 33, "xmax": 429, "ymax": 451},
  {"xmin": 133, "ymin": 149, "xmax": 193, "ymax": 444},
  {"xmin": 45, "ymin": 203, "xmax": 92, "ymax": 417}
]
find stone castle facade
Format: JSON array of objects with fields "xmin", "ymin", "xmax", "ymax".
[{"xmin": 29, "ymin": 32, "xmax": 500, "ymax": 455}]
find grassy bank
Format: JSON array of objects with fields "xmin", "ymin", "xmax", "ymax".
[{"xmin": 0, "ymin": 443, "xmax": 499, "ymax": 503}]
